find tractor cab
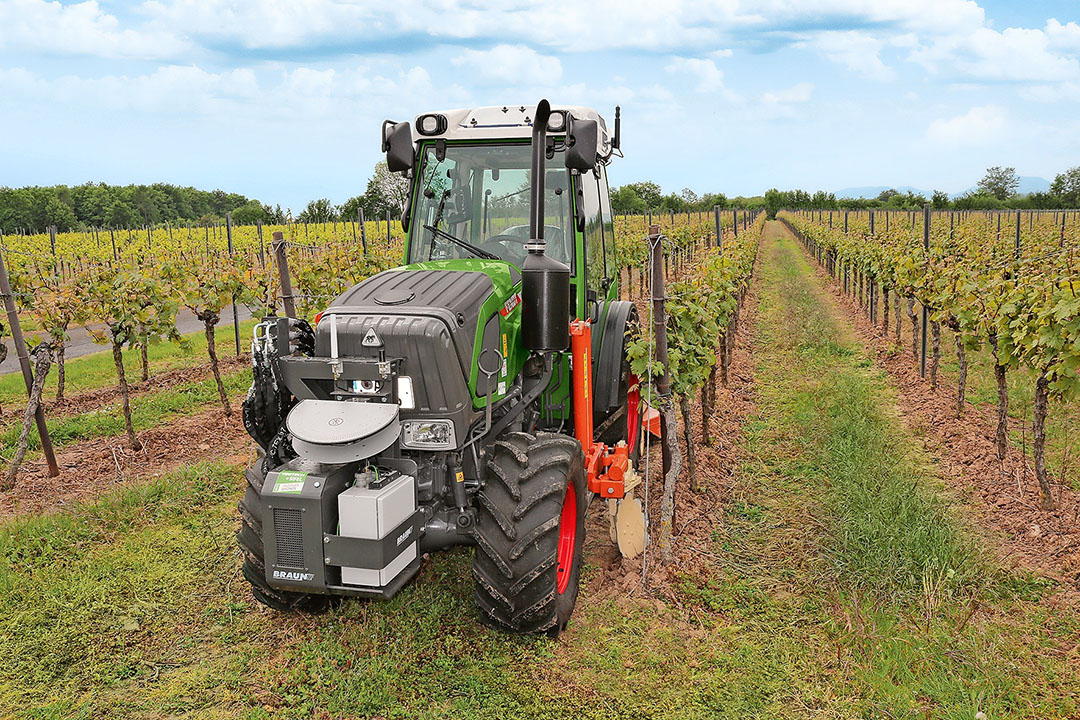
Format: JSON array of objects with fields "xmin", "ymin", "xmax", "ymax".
[{"xmin": 395, "ymin": 105, "xmax": 619, "ymax": 324}]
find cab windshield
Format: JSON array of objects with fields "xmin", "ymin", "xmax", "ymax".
[{"xmin": 408, "ymin": 142, "xmax": 573, "ymax": 268}]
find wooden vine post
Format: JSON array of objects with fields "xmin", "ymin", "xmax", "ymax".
[
  {"xmin": 273, "ymin": 231, "xmax": 297, "ymax": 318},
  {"xmin": 226, "ymin": 212, "xmax": 242, "ymax": 355},
  {"xmin": 0, "ymin": 247, "xmax": 60, "ymax": 479},
  {"xmin": 358, "ymin": 208, "xmax": 368, "ymax": 255},
  {"xmin": 649, "ymin": 225, "xmax": 682, "ymax": 563},
  {"xmin": 920, "ymin": 204, "xmax": 929, "ymax": 378}
]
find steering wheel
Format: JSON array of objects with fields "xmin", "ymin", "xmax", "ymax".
[{"xmin": 479, "ymin": 234, "xmax": 531, "ymax": 263}]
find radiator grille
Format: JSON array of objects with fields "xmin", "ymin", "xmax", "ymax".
[{"xmin": 273, "ymin": 507, "xmax": 305, "ymax": 568}]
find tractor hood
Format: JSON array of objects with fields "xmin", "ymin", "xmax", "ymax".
[
  {"xmin": 322, "ymin": 267, "xmax": 490, "ymax": 371},
  {"xmin": 313, "ymin": 261, "xmax": 526, "ymax": 423}
]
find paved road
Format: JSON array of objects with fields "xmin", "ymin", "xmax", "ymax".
[{"xmin": 0, "ymin": 304, "xmax": 255, "ymax": 376}]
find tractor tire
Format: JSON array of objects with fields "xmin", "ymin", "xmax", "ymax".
[
  {"xmin": 472, "ymin": 431, "xmax": 587, "ymax": 636},
  {"xmin": 236, "ymin": 452, "xmax": 336, "ymax": 613}
]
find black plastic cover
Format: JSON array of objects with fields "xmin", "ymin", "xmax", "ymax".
[
  {"xmin": 521, "ymin": 252, "xmax": 570, "ymax": 351},
  {"xmin": 312, "ymin": 269, "xmax": 497, "ymax": 442},
  {"xmin": 324, "ymin": 270, "xmax": 493, "ymax": 370}
]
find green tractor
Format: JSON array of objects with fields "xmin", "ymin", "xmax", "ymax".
[{"xmin": 239, "ymin": 100, "xmax": 646, "ymax": 635}]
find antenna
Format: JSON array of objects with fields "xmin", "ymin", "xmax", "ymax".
[{"xmin": 612, "ymin": 105, "xmax": 621, "ymax": 150}]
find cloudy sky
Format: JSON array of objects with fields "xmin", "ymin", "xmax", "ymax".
[{"xmin": 2, "ymin": 0, "xmax": 1079, "ymax": 210}]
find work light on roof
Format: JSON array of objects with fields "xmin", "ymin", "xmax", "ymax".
[
  {"xmin": 545, "ymin": 111, "xmax": 567, "ymax": 133},
  {"xmin": 416, "ymin": 113, "xmax": 447, "ymax": 136}
]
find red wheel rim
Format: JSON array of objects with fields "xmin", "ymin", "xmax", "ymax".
[
  {"xmin": 626, "ymin": 371, "xmax": 641, "ymax": 455},
  {"xmin": 555, "ymin": 481, "xmax": 577, "ymax": 595}
]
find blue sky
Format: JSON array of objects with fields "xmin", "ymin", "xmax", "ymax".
[{"xmin": 1, "ymin": 0, "xmax": 1079, "ymax": 211}]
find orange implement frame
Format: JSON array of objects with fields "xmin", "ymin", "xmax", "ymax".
[{"xmin": 570, "ymin": 319, "xmax": 630, "ymax": 499}]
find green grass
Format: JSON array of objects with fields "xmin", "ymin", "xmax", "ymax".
[
  {"xmin": 0, "ymin": 319, "xmax": 258, "ymax": 410},
  {"xmin": 0, "ymin": 226, "xmax": 1075, "ymax": 718},
  {"xmin": 713, "ymin": 224, "xmax": 1079, "ymax": 718}
]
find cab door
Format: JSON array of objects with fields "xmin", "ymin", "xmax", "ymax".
[{"xmin": 580, "ymin": 168, "xmax": 611, "ymax": 323}]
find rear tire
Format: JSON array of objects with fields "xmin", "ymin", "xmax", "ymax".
[
  {"xmin": 236, "ymin": 452, "xmax": 336, "ymax": 613},
  {"xmin": 597, "ymin": 305, "xmax": 642, "ymax": 467},
  {"xmin": 472, "ymin": 431, "xmax": 586, "ymax": 636}
]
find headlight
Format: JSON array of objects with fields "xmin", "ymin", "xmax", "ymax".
[{"xmin": 400, "ymin": 419, "xmax": 456, "ymax": 449}]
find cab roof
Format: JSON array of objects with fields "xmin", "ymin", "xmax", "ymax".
[{"xmin": 412, "ymin": 105, "xmax": 612, "ymax": 157}]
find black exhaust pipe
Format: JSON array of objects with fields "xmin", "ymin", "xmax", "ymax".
[{"xmin": 522, "ymin": 99, "xmax": 570, "ymax": 352}]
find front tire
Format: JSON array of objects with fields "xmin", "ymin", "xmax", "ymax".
[{"xmin": 472, "ymin": 432, "xmax": 586, "ymax": 636}]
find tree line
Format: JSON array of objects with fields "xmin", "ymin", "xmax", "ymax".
[
  {"xmin": 0, "ymin": 162, "xmax": 407, "ymax": 234},
  {"xmin": 295, "ymin": 163, "xmax": 409, "ymax": 224},
  {"xmin": 10, "ymin": 163, "xmax": 1080, "ymax": 235},
  {"xmin": 0, "ymin": 182, "xmax": 288, "ymax": 234},
  {"xmin": 614, "ymin": 165, "xmax": 1080, "ymax": 220}
]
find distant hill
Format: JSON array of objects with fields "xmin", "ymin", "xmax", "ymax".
[{"xmin": 836, "ymin": 176, "xmax": 1052, "ymax": 200}]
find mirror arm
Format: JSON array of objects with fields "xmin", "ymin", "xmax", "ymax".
[{"xmin": 573, "ymin": 170, "xmax": 586, "ymax": 233}]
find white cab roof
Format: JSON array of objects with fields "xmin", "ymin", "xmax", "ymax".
[{"xmin": 412, "ymin": 104, "xmax": 612, "ymax": 156}]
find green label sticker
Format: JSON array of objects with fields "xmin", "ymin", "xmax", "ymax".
[{"xmin": 273, "ymin": 470, "xmax": 308, "ymax": 494}]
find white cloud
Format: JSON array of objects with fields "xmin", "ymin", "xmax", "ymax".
[
  {"xmin": 3, "ymin": 0, "xmax": 1075, "ymax": 95},
  {"xmin": 0, "ymin": 62, "xmax": 441, "ymax": 119},
  {"xmin": 755, "ymin": 82, "xmax": 814, "ymax": 119},
  {"xmin": 137, "ymin": 0, "xmax": 724, "ymax": 53},
  {"xmin": 806, "ymin": 30, "xmax": 895, "ymax": 81},
  {"xmin": 926, "ymin": 105, "xmax": 1007, "ymax": 145},
  {"xmin": 125, "ymin": 0, "xmax": 991, "ymax": 56},
  {"xmin": 910, "ymin": 23, "xmax": 1080, "ymax": 83},
  {"xmin": 1021, "ymin": 82, "xmax": 1080, "ymax": 103},
  {"xmin": 451, "ymin": 45, "xmax": 561, "ymax": 86},
  {"xmin": 0, "ymin": 0, "xmax": 186, "ymax": 58},
  {"xmin": 1045, "ymin": 18, "xmax": 1080, "ymax": 51},
  {"xmin": 665, "ymin": 57, "xmax": 725, "ymax": 93}
]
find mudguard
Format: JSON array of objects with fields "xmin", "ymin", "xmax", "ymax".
[{"xmin": 592, "ymin": 300, "xmax": 637, "ymax": 423}]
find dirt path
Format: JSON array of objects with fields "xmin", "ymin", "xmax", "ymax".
[
  {"xmin": 580, "ymin": 243, "xmax": 761, "ymax": 599},
  {"xmin": 774, "ymin": 219, "xmax": 1079, "ymax": 587}
]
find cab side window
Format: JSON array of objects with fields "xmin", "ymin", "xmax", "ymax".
[
  {"xmin": 596, "ymin": 166, "xmax": 614, "ymax": 287},
  {"xmin": 581, "ymin": 172, "xmax": 604, "ymax": 290}
]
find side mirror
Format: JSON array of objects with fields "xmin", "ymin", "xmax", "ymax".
[
  {"xmin": 565, "ymin": 117, "xmax": 598, "ymax": 172},
  {"xmin": 382, "ymin": 120, "xmax": 414, "ymax": 173}
]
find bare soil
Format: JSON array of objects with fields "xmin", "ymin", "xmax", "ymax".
[
  {"xmin": 0, "ymin": 400, "xmax": 250, "ymax": 519},
  {"xmin": 581, "ymin": 254, "xmax": 761, "ymax": 602}
]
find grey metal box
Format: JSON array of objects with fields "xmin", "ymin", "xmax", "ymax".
[{"xmin": 339, "ymin": 473, "xmax": 417, "ymax": 586}]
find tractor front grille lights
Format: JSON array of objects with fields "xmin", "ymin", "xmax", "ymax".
[
  {"xmin": 400, "ymin": 419, "xmax": 456, "ymax": 450},
  {"xmin": 416, "ymin": 113, "xmax": 448, "ymax": 136}
]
